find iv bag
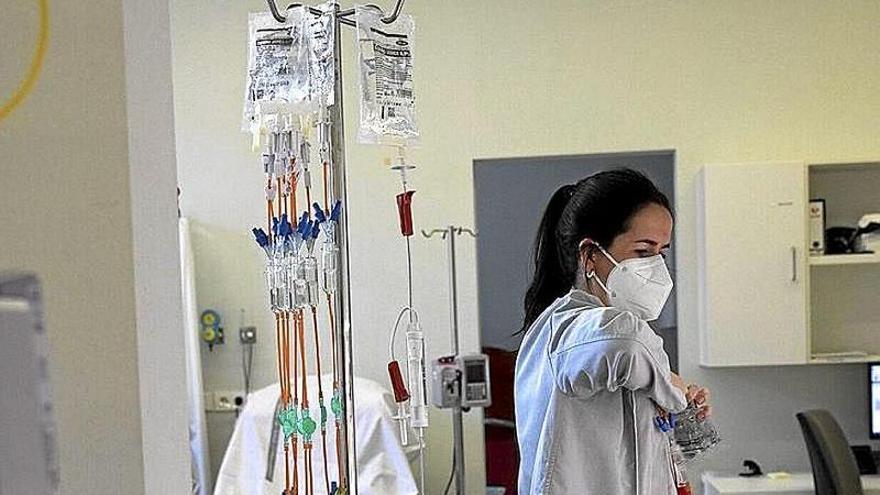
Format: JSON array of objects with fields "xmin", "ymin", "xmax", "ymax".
[
  {"xmin": 242, "ymin": 8, "xmax": 311, "ymax": 131},
  {"xmin": 307, "ymin": 2, "xmax": 336, "ymax": 107},
  {"xmin": 355, "ymin": 5, "xmax": 419, "ymax": 145}
]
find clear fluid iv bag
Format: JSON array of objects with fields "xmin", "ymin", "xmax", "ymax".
[
  {"xmin": 242, "ymin": 8, "xmax": 311, "ymax": 131},
  {"xmin": 355, "ymin": 5, "xmax": 419, "ymax": 146}
]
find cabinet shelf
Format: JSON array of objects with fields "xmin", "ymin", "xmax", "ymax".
[
  {"xmin": 699, "ymin": 160, "xmax": 880, "ymax": 367},
  {"xmin": 809, "ymin": 353, "xmax": 880, "ymax": 364},
  {"xmin": 809, "ymin": 253, "xmax": 880, "ymax": 266}
]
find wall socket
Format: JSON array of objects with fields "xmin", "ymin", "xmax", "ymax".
[
  {"xmin": 239, "ymin": 326, "xmax": 257, "ymax": 344},
  {"xmin": 206, "ymin": 391, "xmax": 245, "ymax": 412}
]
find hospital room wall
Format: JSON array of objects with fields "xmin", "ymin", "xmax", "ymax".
[
  {"xmin": 468, "ymin": 0, "xmax": 880, "ymax": 489},
  {"xmin": 0, "ymin": 2, "xmax": 145, "ymax": 493},
  {"xmin": 171, "ymin": 0, "xmax": 880, "ymax": 492}
]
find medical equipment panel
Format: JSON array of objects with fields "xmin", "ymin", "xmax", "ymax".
[
  {"xmin": 431, "ymin": 354, "xmax": 492, "ymax": 409},
  {"xmin": 0, "ymin": 274, "xmax": 59, "ymax": 495}
]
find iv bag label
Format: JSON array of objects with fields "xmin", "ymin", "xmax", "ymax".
[
  {"xmin": 372, "ymin": 35, "xmax": 415, "ymax": 110},
  {"xmin": 248, "ymin": 25, "xmax": 294, "ymax": 110}
]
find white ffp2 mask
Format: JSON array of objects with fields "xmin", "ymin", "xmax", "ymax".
[{"xmin": 588, "ymin": 246, "xmax": 673, "ymax": 321}]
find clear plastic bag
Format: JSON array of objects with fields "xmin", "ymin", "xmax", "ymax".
[
  {"xmin": 307, "ymin": 2, "xmax": 336, "ymax": 107},
  {"xmin": 355, "ymin": 5, "xmax": 419, "ymax": 145},
  {"xmin": 242, "ymin": 8, "xmax": 311, "ymax": 131}
]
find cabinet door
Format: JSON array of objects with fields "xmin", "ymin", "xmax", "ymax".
[{"xmin": 698, "ymin": 162, "xmax": 808, "ymax": 366}]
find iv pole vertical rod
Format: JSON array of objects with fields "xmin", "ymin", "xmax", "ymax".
[
  {"xmin": 330, "ymin": 3, "xmax": 358, "ymax": 493},
  {"xmin": 446, "ymin": 225, "xmax": 466, "ymax": 495},
  {"xmin": 447, "ymin": 226, "xmax": 460, "ymax": 355}
]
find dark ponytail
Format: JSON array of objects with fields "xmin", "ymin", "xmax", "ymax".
[
  {"xmin": 520, "ymin": 168, "xmax": 671, "ymax": 333},
  {"xmin": 521, "ymin": 184, "xmax": 577, "ymax": 334}
]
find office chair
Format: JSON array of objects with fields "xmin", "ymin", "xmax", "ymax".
[{"xmin": 796, "ymin": 409, "xmax": 864, "ymax": 495}]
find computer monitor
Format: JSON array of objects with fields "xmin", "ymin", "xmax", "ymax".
[{"xmin": 871, "ymin": 363, "xmax": 880, "ymax": 439}]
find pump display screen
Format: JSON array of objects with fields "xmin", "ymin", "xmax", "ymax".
[
  {"xmin": 466, "ymin": 362, "xmax": 486, "ymax": 383},
  {"xmin": 871, "ymin": 364, "xmax": 880, "ymax": 439}
]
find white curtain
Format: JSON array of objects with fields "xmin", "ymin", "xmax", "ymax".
[{"xmin": 180, "ymin": 218, "xmax": 212, "ymax": 494}]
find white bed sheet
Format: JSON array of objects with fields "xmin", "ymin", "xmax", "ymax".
[{"xmin": 214, "ymin": 375, "xmax": 418, "ymax": 495}]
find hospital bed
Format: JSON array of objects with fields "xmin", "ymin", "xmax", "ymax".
[{"xmin": 213, "ymin": 375, "xmax": 419, "ymax": 495}]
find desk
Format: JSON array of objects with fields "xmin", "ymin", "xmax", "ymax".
[{"xmin": 703, "ymin": 472, "xmax": 880, "ymax": 494}]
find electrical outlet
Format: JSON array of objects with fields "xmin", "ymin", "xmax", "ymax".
[
  {"xmin": 209, "ymin": 391, "xmax": 246, "ymax": 412},
  {"xmin": 239, "ymin": 326, "xmax": 257, "ymax": 344}
]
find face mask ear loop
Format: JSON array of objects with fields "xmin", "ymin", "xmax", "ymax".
[
  {"xmin": 586, "ymin": 269, "xmax": 612, "ymax": 298},
  {"xmin": 596, "ymin": 245, "xmax": 620, "ymax": 267},
  {"xmin": 581, "ymin": 240, "xmax": 615, "ymax": 299}
]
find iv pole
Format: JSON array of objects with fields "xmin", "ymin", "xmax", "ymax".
[
  {"xmin": 422, "ymin": 226, "xmax": 477, "ymax": 495},
  {"xmin": 262, "ymin": 1, "xmax": 408, "ymax": 493}
]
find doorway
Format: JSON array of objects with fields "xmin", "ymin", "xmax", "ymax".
[{"xmin": 473, "ymin": 150, "xmax": 678, "ymax": 493}]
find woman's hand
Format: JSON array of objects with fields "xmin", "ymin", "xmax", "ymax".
[
  {"xmin": 670, "ymin": 372, "xmax": 687, "ymax": 395},
  {"xmin": 670, "ymin": 374, "xmax": 713, "ymax": 419},
  {"xmin": 686, "ymin": 384, "xmax": 712, "ymax": 420}
]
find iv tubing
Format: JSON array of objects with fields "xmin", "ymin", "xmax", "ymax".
[
  {"xmin": 277, "ymin": 177, "xmax": 285, "ymax": 217},
  {"xmin": 291, "ymin": 309, "xmax": 300, "ymax": 492},
  {"xmin": 296, "ymin": 310, "xmax": 315, "ymax": 495},
  {"xmin": 406, "ymin": 237, "xmax": 414, "ymax": 319},
  {"xmin": 297, "ymin": 310, "xmax": 308, "ymax": 404},
  {"xmin": 323, "ymin": 160, "xmax": 330, "ymax": 212},
  {"xmin": 418, "ymin": 432, "xmax": 426, "ymax": 495},
  {"xmin": 310, "ymin": 306, "xmax": 331, "ymax": 494},
  {"xmin": 267, "ymin": 178, "xmax": 275, "ymax": 244},
  {"xmin": 275, "ymin": 312, "xmax": 291, "ymax": 493},
  {"xmin": 280, "ymin": 313, "xmax": 288, "ymax": 402},
  {"xmin": 311, "ymin": 311, "xmax": 325, "ymax": 402},
  {"xmin": 275, "ymin": 313, "xmax": 285, "ymax": 401},
  {"xmin": 399, "ymin": 161, "xmax": 426, "ymax": 493},
  {"xmin": 283, "ymin": 313, "xmax": 291, "ymax": 494},
  {"xmin": 283, "ymin": 312, "xmax": 292, "ymax": 403},
  {"xmin": 388, "ymin": 307, "xmax": 418, "ymax": 361},
  {"xmin": 290, "ymin": 166, "xmax": 298, "ymax": 221},
  {"xmin": 327, "ymin": 296, "xmax": 338, "ymax": 386},
  {"xmin": 326, "ymin": 294, "xmax": 344, "ymax": 485},
  {"xmin": 321, "ymin": 142, "xmax": 344, "ymax": 487},
  {"xmin": 400, "ymin": 173, "xmax": 414, "ymax": 321}
]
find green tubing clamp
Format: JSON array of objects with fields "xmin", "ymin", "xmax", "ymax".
[
  {"xmin": 299, "ymin": 408, "xmax": 317, "ymax": 442},
  {"xmin": 279, "ymin": 406, "xmax": 298, "ymax": 440},
  {"xmin": 331, "ymin": 392, "xmax": 343, "ymax": 418}
]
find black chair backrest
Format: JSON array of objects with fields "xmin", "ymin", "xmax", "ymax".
[{"xmin": 796, "ymin": 409, "xmax": 864, "ymax": 495}]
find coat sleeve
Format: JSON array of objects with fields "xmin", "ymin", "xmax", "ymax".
[{"xmin": 549, "ymin": 319, "xmax": 687, "ymax": 413}]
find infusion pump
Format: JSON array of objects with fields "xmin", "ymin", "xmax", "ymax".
[{"xmin": 431, "ymin": 354, "xmax": 492, "ymax": 409}]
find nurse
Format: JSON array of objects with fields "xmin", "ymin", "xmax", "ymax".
[{"xmin": 515, "ymin": 169, "xmax": 711, "ymax": 494}]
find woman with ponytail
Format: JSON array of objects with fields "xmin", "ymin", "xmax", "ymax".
[{"xmin": 515, "ymin": 169, "xmax": 712, "ymax": 494}]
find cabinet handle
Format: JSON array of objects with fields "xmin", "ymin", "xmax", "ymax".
[{"xmin": 791, "ymin": 246, "xmax": 797, "ymax": 282}]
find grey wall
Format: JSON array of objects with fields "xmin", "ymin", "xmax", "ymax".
[
  {"xmin": 474, "ymin": 151, "xmax": 678, "ymax": 368},
  {"xmin": 1, "ymin": 3, "xmax": 146, "ymax": 492}
]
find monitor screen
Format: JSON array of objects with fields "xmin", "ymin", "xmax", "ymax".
[
  {"xmin": 466, "ymin": 361, "xmax": 486, "ymax": 383},
  {"xmin": 871, "ymin": 363, "xmax": 880, "ymax": 439}
]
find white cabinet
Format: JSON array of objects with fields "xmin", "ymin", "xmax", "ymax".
[
  {"xmin": 697, "ymin": 162, "xmax": 808, "ymax": 366},
  {"xmin": 698, "ymin": 160, "xmax": 880, "ymax": 367}
]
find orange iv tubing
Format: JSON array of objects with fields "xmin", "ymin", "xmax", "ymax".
[{"xmin": 252, "ymin": 118, "xmax": 342, "ymax": 494}]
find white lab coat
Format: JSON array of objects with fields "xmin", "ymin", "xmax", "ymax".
[{"xmin": 515, "ymin": 290, "xmax": 687, "ymax": 494}]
